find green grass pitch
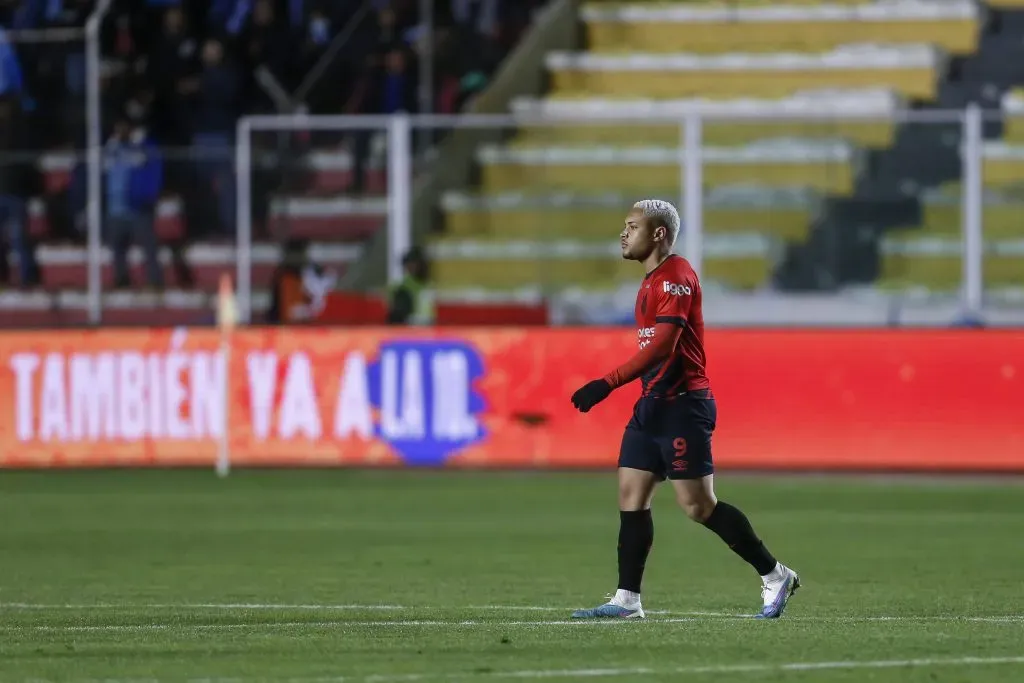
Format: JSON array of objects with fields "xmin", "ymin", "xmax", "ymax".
[{"xmin": 1, "ymin": 469, "xmax": 1023, "ymax": 682}]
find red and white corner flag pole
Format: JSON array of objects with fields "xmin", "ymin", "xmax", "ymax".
[{"xmin": 216, "ymin": 272, "xmax": 238, "ymax": 478}]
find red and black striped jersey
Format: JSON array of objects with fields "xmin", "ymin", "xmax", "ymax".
[{"xmin": 633, "ymin": 255, "xmax": 710, "ymax": 397}]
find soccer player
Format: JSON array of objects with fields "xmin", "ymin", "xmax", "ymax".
[{"xmin": 569, "ymin": 199, "xmax": 799, "ymax": 620}]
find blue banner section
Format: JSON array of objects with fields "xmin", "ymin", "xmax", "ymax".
[{"xmin": 367, "ymin": 340, "xmax": 488, "ymax": 466}]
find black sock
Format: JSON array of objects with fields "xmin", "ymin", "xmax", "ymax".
[
  {"xmin": 702, "ymin": 501, "xmax": 777, "ymax": 576},
  {"xmin": 617, "ymin": 509, "xmax": 654, "ymax": 593}
]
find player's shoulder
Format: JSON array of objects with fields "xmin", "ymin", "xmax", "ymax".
[{"xmin": 659, "ymin": 255, "xmax": 700, "ymax": 286}]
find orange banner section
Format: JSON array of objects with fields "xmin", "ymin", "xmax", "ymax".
[{"xmin": 1, "ymin": 328, "xmax": 1022, "ymax": 470}]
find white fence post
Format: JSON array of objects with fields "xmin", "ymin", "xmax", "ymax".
[
  {"xmin": 682, "ymin": 112, "xmax": 704, "ymax": 273},
  {"xmin": 85, "ymin": 0, "xmax": 113, "ymax": 324},
  {"xmin": 387, "ymin": 114, "xmax": 413, "ymax": 285},
  {"xmin": 961, "ymin": 103, "xmax": 984, "ymax": 315},
  {"xmin": 235, "ymin": 118, "xmax": 253, "ymax": 323}
]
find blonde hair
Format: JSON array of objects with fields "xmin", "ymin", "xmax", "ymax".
[{"xmin": 633, "ymin": 199, "xmax": 680, "ymax": 247}]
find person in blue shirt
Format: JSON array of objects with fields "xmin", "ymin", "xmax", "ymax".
[{"xmin": 104, "ymin": 116, "xmax": 164, "ymax": 289}]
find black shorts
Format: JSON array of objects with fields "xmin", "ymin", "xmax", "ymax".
[{"xmin": 618, "ymin": 389, "xmax": 716, "ymax": 481}]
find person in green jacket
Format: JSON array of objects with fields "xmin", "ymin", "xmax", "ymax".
[{"xmin": 387, "ymin": 247, "xmax": 434, "ymax": 325}]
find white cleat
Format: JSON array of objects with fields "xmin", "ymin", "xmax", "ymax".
[
  {"xmin": 757, "ymin": 565, "xmax": 800, "ymax": 619},
  {"xmin": 571, "ymin": 594, "xmax": 646, "ymax": 619}
]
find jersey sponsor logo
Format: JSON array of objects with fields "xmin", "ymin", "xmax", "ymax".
[
  {"xmin": 637, "ymin": 326, "xmax": 656, "ymax": 349},
  {"xmin": 663, "ymin": 281, "xmax": 692, "ymax": 297}
]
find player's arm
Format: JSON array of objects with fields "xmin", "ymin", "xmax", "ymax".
[
  {"xmin": 603, "ymin": 322, "xmax": 683, "ymax": 389},
  {"xmin": 571, "ymin": 278, "xmax": 690, "ymax": 412},
  {"xmin": 571, "ymin": 323, "xmax": 682, "ymax": 412}
]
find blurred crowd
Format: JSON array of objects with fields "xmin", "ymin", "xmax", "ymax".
[{"xmin": 0, "ymin": 0, "xmax": 546, "ymax": 289}]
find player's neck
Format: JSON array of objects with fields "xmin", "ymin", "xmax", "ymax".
[{"xmin": 643, "ymin": 250, "xmax": 673, "ymax": 275}]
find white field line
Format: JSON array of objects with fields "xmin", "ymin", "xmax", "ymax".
[
  {"xmin": 356, "ymin": 657, "xmax": 1024, "ymax": 681},
  {"xmin": 2, "ymin": 618, "xmax": 702, "ymax": 632},
  {"xmin": 2, "ymin": 603, "xmax": 1023, "ymax": 624},
  {"xmin": 10, "ymin": 656, "xmax": 1024, "ymax": 682},
  {"xmin": 1, "ymin": 603, "xmax": 411, "ymax": 610},
  {"xmin": 0, "ymin": 602, "xmax": 713, "ymax": 625},
  {"xmin": 2, "ymin": 617, "xmax": 1023, "ymax": 633}
]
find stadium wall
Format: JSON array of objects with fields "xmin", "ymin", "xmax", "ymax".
[{"xmin": 1, "ymin": 327, "xmax": 1021, "ymax": 471}]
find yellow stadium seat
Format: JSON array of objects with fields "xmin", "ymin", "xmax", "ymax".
[
  {"xmin": 913, "ymin": 203, "xmax": 1024, "ymax": 241},
  {"xmin": 548, "ymin": 67, "xmax": 937, "ymax": 100},
  {"xmin": 431, "ymin": 254, "xmax": 641, "ymax": 290},
  {"xmin": 880, "ymin": 254, "xmax": 1024, "ymax": 289},
  {"xmin": 982, "ymin": 156, "xmax": 1024, "ymax": 188},
  {"xmin": 479, "ymin": 158, "xmax": 855, "ymax": 194},
  {"xmin": 512, "ymin": 120, "xmax": 896, "ymax": 148},
  {"xmin": 583, "ymin": 0, "xmax": 871, "ymax": 5},
  {"xmin": 1002, "ymin": 120, "xmax": 1024, "ymax": 143},
  {"xmin": 586, "ymin": 20, "xmax": 976, "ymax": 56},
  {"xmin": 430, "ymin": 252, "xmax": 774, "ymax": 291},
  {"xmin": 1001, "ymin": 90, "xmax": 1024, "ymax": 140},
  {"xmin": 443, "ymin": 205, "xmax": 813, "ymax": 242},
  {"xmin": 702, "ymin": 256, "xmax": 774, "ymax": 289}
]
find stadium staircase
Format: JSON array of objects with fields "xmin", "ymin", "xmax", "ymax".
[{"xmin": 429, "ymin": 0, "xmax": 1024, "ymax": 311}]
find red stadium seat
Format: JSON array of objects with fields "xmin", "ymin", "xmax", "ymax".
[
  {"xmin": 154, "ymin": 196, "xmax": 186, "ymax": 242},
  {"xmin": 316, "ymin": 292, "xmax": 389, "ymax": 325}
]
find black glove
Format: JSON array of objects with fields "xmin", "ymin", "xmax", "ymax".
[{"xmin": 571, "ymin": 379, "xmax": 613, "ymax": 413}]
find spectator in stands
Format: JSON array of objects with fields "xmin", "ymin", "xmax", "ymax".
[
  {"xmin": 148, "ymin": 5, "xmax": 200, "ymax": 146},
  {"xmin": 373, "ymin": 3, "xmax": 403, "ymax": 46},
  {"xmin": 7, "ymin": 2, "xmax": 29, "ymax": 27},
  {"xmin": 381, "ymin": 46, "xmax": 418, "ymax": 113},
  {"xmin": 387, "ymin": 246, "xmax": 433, "ymax": 325},
  {"xmin": 104, "ymin": 115, "xmax": 164, "ymax": 289},
  {"xmin": 190, "ymin": 38, "xmax": 241, "ymax": 235},
  {"xmin": 210, "ymin": 0, "xmax": 256, "ymax": 38},
  {"xmin": 124, "ymin": 87, "xmax": 156, "ymax": 129},
  {"xmin": 12, "ymin": 0, "xmax": 89, "ymax": 32},
  {"xmin": 266, "ymin": 237, "xmax": 335, "ymax": 325},
  {"xmin": 0, "ymin": 27, "xmax": 24, "ymax": 102},
  {"xmin": 34, "ymin": 0, "xmax": 91, "ymax": 145},
  {"xmin": 0, "ymin": 0, "xmax": 541, "ymax": 302},
  {"xmin": 292, "ymin": 5, "xmax": 332, "ymax": 84},
  {"xmin": 451, "ymin": 0, "xmax": 499, "ymax": 37},
  {"xmin": 191, "ymin": 38, "xmax": 241, "ymax": 139},
  {"xmin": 242, "ymin": 0, "xmax": 294, "ymax": 103},
  {"xmin": 306, "ymin": 6, "xmax": 331, "ymax": 47},
  {"xmin": 0, "ymin": 96, "xmax": 39, "ymax": 288},
  {"xmin": 348, "ymin": 44, "xmax": 418, "ymax": 194}
]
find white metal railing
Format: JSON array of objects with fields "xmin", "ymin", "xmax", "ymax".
[
  {"xmin": 85, "ymin": 0, "xmax": 115, "ymax": 324},
  {"xmin": 235, "ymin": 115, "xmax": 414, "ymax": 323},
  {"xmin": 234, "ymin": 108, "xmax": 990, "ymax": 325}
]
